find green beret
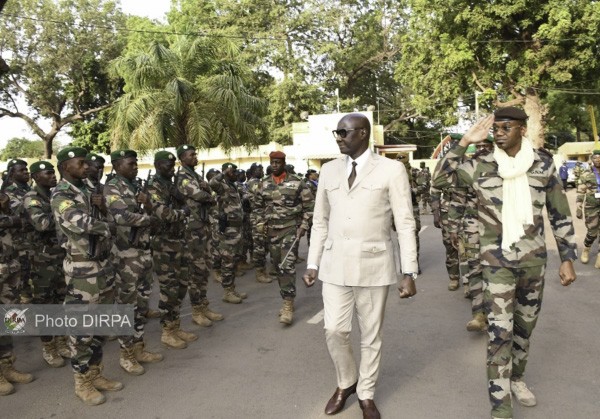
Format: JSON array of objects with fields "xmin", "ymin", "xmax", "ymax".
[
  {"xmin": 592, "ymin": 150, "xmax": 600, "ymax": 156},
  {"xmin": 222, "ymin": 162, "xmax": 237, "ymax": 171},
  {"xmin": 154, "ymin": 150, "xmax": 176, "ymax": 162},
  {"xmin": 177, "ymin": 144, "xmax": 195, "ymax": 157},
  {"xmin": 85, "ymin": 153, "xmax": 106, "ymax": 163},
  {"xmin": 466, "ymin": 144, "xmax": 477, "ymax": 154},
  {"xmin": 29, "ymin": 161, "xmax": 54, "ymax": 175},
  {"xmin": 494, "ymin": 107, "xmax": 528, "ymax": 121},
  {"xmin": 57, "ymin": 147, "xmax": 88, "ymax": 164},
  {"xmin": 7, "ymin": 159, "xmax": 27, "ymax": 169},
  {"xmin": 110, "ymin": 149, "xmax": 137, "ymax": 162}
]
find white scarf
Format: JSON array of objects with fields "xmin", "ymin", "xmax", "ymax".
[{"xmin": 493, "ymin": 137, "xmax": 535, "ymax": 250}]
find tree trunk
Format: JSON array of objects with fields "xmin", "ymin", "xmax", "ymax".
[
  {"xmin": 44, "ymin": 132, "xmax": 58, "ymax": 159},
  {"xmin": 522, "ymin": 91, "xmax": 547, "ymax": 149}
]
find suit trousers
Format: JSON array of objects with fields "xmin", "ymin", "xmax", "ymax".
[{"xmin": 322, "ymin": 282, "xmax": 389, "ymax": 400}]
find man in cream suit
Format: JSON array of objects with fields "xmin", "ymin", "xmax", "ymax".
[{"xmin": 303, "ymin": 113, "xmax": 418, "ymax": 419}]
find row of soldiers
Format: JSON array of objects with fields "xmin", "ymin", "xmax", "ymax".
[{"xmin": 0, "ymin": 146, "xmax": 314, "ymax": 405}]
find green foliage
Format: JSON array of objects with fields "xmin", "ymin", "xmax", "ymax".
[
  {"xmin": 69, "ymin": 110, "xmax": 112, "ymax": 153},
  {"xmin": 0, "ymin": 138, "xmax": 46, "ymax": 160}
]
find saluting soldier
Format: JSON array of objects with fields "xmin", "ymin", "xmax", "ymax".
[
  {"xmin": 175, "ymin": 145, "xmax": 223, "ymax": 327},
  {"xmin": 576, "ymin": 150, "xmax": 600, "ymax": 267},
  {"xmin": 104, "ymin": 150, "xmax": 163, "ymax": 375},
  {"xmin": 253, "ymin": 151, "xmax": 314, "ymax": 325},
  {"xmin": 23, "ymin": 161, "xmax": 69, "ymax": 367},
  {"xmin": 50, "ymin": 147, "xmax": 122, "ymax": 406}
]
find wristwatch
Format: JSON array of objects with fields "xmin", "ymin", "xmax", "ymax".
[{"xmin": 404, "ymin": 272, "xmax": 417, "ymax": 280}]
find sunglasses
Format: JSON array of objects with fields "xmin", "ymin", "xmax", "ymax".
[
  {"xmin": 491, "ymin": 123, "xmax": 522, "ymax": 134},
  {"xmin": 332, "ymin": 127, "xmax": 364, "ymax": 139}
]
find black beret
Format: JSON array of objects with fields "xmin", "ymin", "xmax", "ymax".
[
  {"xmin": 494, "ymin": 107, "xmax": 528, "ymax": 121},
  {"xmin": 7, "ymin": 159, "xmax": 27, "ymax": 169},
  {"xmin": 177, "ymin": 144, "xmax": 195, "ymax": 157},
  {"xmin": 222, "ymin": 162, "xmax": 237, "ymax": 171}
]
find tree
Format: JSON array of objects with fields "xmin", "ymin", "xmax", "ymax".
[
  {"xmin": 0, "ymin": 137, "xmax": 48, "ymax": 160},
  {"xmin": 0, "ymin": 0, "xmax": 125, "ymax": 157},
  {"xmin": 395, "ymin": 0, "xmax": 600, "ymax": 147}
]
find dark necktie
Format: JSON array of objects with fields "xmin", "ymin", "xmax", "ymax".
[{"xmin": 348, "ymin": 161, "xmax": 357, "ymax": 188}]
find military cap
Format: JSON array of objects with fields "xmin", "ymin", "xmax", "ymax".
[
  {"xmin": 494, "ymin": 107, "xmax": 528, "ymax": 121},
  {"xmin": 222, "ymin": 162, "xmax": 237, "ymax": 171},
  {"xmin": 85, "ymin": 153, "xmax": 106, "ymax": 163},
  {"xmin": 154, "ymin": 150, "xmax": 176, "ymax": 162},
  {"xmin": 57, "ymin": 147, "xmax": 88, "ymax": 164},
  {"xmin": 396, "ymin": 154, "xmax": 407, "ymax": 161},
  {"xmin": 250, "ymin": 163, "xmax": 263, "ymax": 169},
  {"xmin": 593, "ymin": 150, "xmax": 600, "ymax": 156},
  {"xmin": 7, "ymin": 159, "xmax": 27, "ymax": 169},
  {"xmin": 29, "ymin": 161, "xmax": 54, "ymax": 175},
  {"xmin": 466, "ymin": 144, "xmax": 477, "ymax": 154},
  {"xmin": 110, "ymin": 149, "xmax": 137, "ymax": 162},
  {"xmin": 177, "ymin": 144, "xmax": 195, "ymax": 157},
  {"xmin": 269, "ymin": 150, "xmax": 286, "ymax": 160}
]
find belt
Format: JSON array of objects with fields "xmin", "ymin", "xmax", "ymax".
[{"xmin": 68, "ymin": 252, "xmax": 110, "ymax": 262}]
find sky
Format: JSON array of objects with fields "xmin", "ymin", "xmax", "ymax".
[{"xmin": 0, "ymin": 0, "xmax": 172, "ymax": 150}]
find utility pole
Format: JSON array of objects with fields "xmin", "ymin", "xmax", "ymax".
[{"xmin": 475, "ymin": 91, "xmax": 482, "ymax": 119}]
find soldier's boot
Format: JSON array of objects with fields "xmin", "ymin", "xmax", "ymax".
[
  {"xmin": 222, "ymin": 286, "xmax": 243, "ymax": 304},
  {"xmin": 133, "ymin": 341, "xmax": 164, "ymax": 363},
  {"xmin": 466, "ymin": 312, "xmax": 487, "ymax": 332},
  {"xmin": 42, "ymin": 339, "xmax": 66, "ymax": 368},
  {"xmin": 55, "ymin": 336, "xmax": 72, "ymax": 358},
  {"xmin": 238, "ymin": 260, "xmax": 254, "ymax": 270},
  {"xmin": 191, "ymin": 305, "xmax": 213, "ymax": 327},
  {"xmin": 255, "ymin": 267, "xmax": 273, "ymax": 283},
  {"xmin": 145, "ymin": 309, "xmax": 161, "ymax": 319},
  {"xmin": 74, "ymin": 371, "xmax": 106, "ymax": 406},
  {"xmin": 174, "ymin": 319, "xmax": 198, "ymax": 343},
  {"xmin": 89, "ymin": 364, "xmax": 123, "ymax": 391},
  {"xmin": 278, "ymin": 299, "xmax": 294, "ymax": 326},
  {"xmin": 119, "ymin": 346, "xmax": 145, "ymax": 376},
  {"xmin": 594, "ymin": 253, "xmax": 600, "ymax": 269},
  {"xmin": 199, "ymin": 301, "xmax": 224, "ymax": 322},
  {"xmin": 0, "ymin": 370, "xmax": 14, "ymax": 396},
  {"xmin": 581, "ymin": 246, "xmax": 591, "ymax": 264},
  {"xmin": 235, "ymin": 265, "xmax": 247, "ymax": 277},
  {"xmin": 0, "ymin": 358, "xmax": 34, "ymax": 384},
  {"xmin": 463, "ymin": 284, "xmax": 471, "ymax": 299},
  {"xmin": 447, "ymin": 279, "xmax": 460, "ymax": 291},
  {"xmin": 161, "ymin": 323, "xmax": 187, "ymax": 349},
  {"xmin": 510, "ymin": 379, "xmax": 537, "ymax": 407},
  {"xmin": 213, "ymin": 270, "xmax": 223, "ymax": 283},
  {"xmin": 233, "ymin": 286, "xmax": 248, "ymax": 300}
]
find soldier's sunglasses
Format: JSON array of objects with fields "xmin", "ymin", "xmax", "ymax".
[
  {"xmin": 332, "ymin": 128, "xmax": 364, "ymax": 139},
  {"xmin": 491, "ymin": 123, "xmax": 522, "ymax": 134}
]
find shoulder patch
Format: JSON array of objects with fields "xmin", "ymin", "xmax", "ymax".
[
  {"xmin": 58, "ymin": 199, "xmax": 75, "ymax": 214},
  {"xmin": 182, "ymin": 179, "xmax": 190, "ymax": 187},
  {"xmin": 151, "ymin": 193, "xmax": 161, "ymax": 202},
  {"xmin": 28, "ymin": 199, "xmax": 41, "ymax": 208},
  {"xmin": 107, "ymin": 195, "xmax": 119, "ymax": 205}
]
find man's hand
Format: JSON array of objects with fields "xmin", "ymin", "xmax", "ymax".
[
  {"xmin": 302, "ymin": 268, "xmax": 317, "ymax": 287},
  {"xmin": 296, "ymin": 227, "xmax": 306, "ymax": 240},
  {"xmin": 559, "ymin": 260, "xmax": 576, "ymax": 286},
  {"xmin": 459, "ymin": 114, "xmax": 494, "ymax": 148},
  {"xmin": 576, "ymin": 207, "xmax": 583, "ymax": 219},
  {"xmin": 449, "ymin": 232, "xmax": 459, "ymax": 250},
  {"xmin": 433, "ymin": 209, "xmax": 441, "ymax": 228},
  {"xmin": 0, "ymin": 192, "xmax": 9, "ymax": 212},
  {"xmin": 137, "ymin": 191, "xmax": 153, "ymax": 213},
  {"xmin": 398, "ymin": 274, "xmax": 417, "ymax": 298},
  {"xmin": 91, "ymin": 193, "xmax": 108, "ymax": 216}
]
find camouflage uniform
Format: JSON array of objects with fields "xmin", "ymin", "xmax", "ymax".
[
  {"xmin": 576, "ymin": 166, "xmax": 600, "ymax": 250},
  {"xmin": 416, "ymin": 168, "xmax": 431, "ymax": 212},
  {"xmin": 437, "ymin": 144, "xmax": 577, "ymax": 418},
  {"xmin": 247, "ymin": 177, "xmax": 268, "ymax": 268},
  {"xmin": 304, "ymin": 178, "xmax": 318, "ymax": 246},
  {"xmin": 237, "ymin": 180, "xmax": 253, "ymax": 265},
  {"xmin": 51, "ymin": 178, "xmax": 115, "ymax": 374}
]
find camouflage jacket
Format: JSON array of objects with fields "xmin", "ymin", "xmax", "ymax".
[
  {"xmin": 576, "ymin": 167, "xmax": 600, "ymax": 208},
  {"xmin": 50, "ymin": 178, "xmax": 113, "ymax": 260},
  {"xmin": 0, "ymin": 202, "xmax": 20, "ymax": 263},
  {"xmin": 415, "ymin": 169, "xmax": 431, "ymax": 194},
  {"xmin": 4, "ymin": 182, "xmax": 34, "ymax": 251},
  {"xmin": 209, "ymin": 174, "xmax": 244, "ymax": 233},
  {"xmin": 435, "ymin": 144, "xmax": 577, "ymax": 268},
  {"xmin": 254, "ymin": 172, "xmax": 314, "ymax": 231},
  {"xmin": 246, "ymin": 177, "xmax": 263, "ymax": 225},
  {"xmin": 430, "ymin": 159, "xmax": 451, "ymax": 213},
  {"xmin": 177, "ymin": 166, "xmax": 214, "ymax": 231},
  {"xmin": 23, "ymin": 185, "xmax": 63, "ymax": 252},
  {"xmin": 147, "ymin": 174, "xmax": 188, "ymax": 252},
  {"xmin": 104, "ymin": 175, "xmax": 153, "ymax": 251},
  {"xmin": 447, "ymin": 186, "xmax": 478, "ymax": 236}
]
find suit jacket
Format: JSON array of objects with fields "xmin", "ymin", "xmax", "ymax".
[{"xmin": 307, "ymin": 151, "xmax": 418, "ymax": 287}]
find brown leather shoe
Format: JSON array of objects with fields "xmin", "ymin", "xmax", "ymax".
[
  {"xmin": 358, "ymin": 399, "xmax": 381, "ymax": 419},
  {"xmin": 324, "ymin": 381, "xmax": 357, "ymax": 415}
]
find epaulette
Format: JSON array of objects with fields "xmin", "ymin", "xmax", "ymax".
[
  {"xmin": 107, "ymin": 177, "xmax": 119, "ymax": 185},
  {"xmin": 56, "ymin": 182, "xmax": 70, "ymax": 191}
]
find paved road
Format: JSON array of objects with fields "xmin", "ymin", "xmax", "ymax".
[{"xmin": 4, "ymin": 188, "xmax": 600, "ymax": 419}]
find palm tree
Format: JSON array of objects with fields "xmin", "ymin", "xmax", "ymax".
[{"xmin": 109, "ymin": 35, "xmax": 267, "ymax": 152}]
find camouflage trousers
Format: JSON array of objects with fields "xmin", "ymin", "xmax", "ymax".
[
  {"xmin": 113, "ymin": 248, "xmax": 153, "ymax": 347},
  {"xmin": 583, "ymin": 204, "xmax": 600, "ymax": 248},
  {"xmin": 419, "ymin": 192, "xmax": 431, "ymax": 211},
  {"xmin": 18, "ymin": 250, "xmax": 32, "ymax": 302},
  {"xmin": 209, "ymin": 225, "xmax": 221, "ymax": 270},
  {"xmin": 440, "ymin": 211, "xmax": 460, "ymax": 281},
  {"xmin": 0, "ymin": 260, "xmax": 21, "ymax": 359},
  {"xmin": 268, "ymin": 225, "xmax": 298, "ymax": 300},
  {"xmin": 154, "ymin": 249, "xmax": 187, "ymax": 325},
  {"xmin": 483, "ymin": 264, "xmax": 545, "ymax": 418},
  {"xmin": 413, "ymin": 204, "xmax": 421, "ymax": 264},
  {"xmin": 63, "ymin": 257, "xmax": 115, "ymax": 374},
  {"xmin": 237, "ymin": 215, "xmax": 253, "ymax": 263},
  {"xmin": 216, "ymin": 230, "xmax": 241, "ymax": 288},
  {"xmin": 185, "ymin": 229, "xmax": 210, "ymax": 305},
  {"xmin": 459, "ymin": 234, "xmax": 484, "ymax": 315},
  {"xmin": 251, "ymin": 223, "xmax": 267, "ymax": 268}
]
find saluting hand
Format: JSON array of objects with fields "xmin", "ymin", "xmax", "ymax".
[{"xmin": 459, "ymin": 114, "xmax": 494, "ymax": 147}]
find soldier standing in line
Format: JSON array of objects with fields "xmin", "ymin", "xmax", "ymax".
[
  {"xmin": 416, "ymin": 162, "xmax": 431, "ymax": 213},
  {"xmin": 4, "ymin": 159, "xmax": 34, "ymax": 304},
  {"xmin": 175, "ymin": 145, "xmax": 224, "ymax": 327},
  {"xmin": 247, "ymin": 163, "xmax": 271, "ymax": 284},
  {"xmin": 254, "ymin": 151, "xmax": 314, "ymax": 325},
  {"xmin": 576, "ymin": 150, "xmax": 600, "ymax": 267},
  {"xmin": 0, "ymin": 190, "xmax": 34, "ymax": 396},
  {"xmin": 435, "ymin": 108, "xmax": 577, "ymax": 419},
  {"xmin": 85, "ymin": 153, "xmax": 105, "ymax": 192},
  {"xmin": 23, "ymin": 161, "xmax": 69, "ymax": 367},
  {"xmin": 236, "ymin": 169, "xmax": 254, "ymax": 272},
  {"xmin": 209, "ymin": 162, "xmax": 248, "ymax": 304},
  {"xmin": 206, "ymin": 168, "xmax": 224, "ymax": 283},
  {"xmin": 50, "ymin": 147, "xmax": 122, "ymax": 406},
  {"xmin": 104, "ymin": 150, "xmax": 163, "ymax": 375},
  {"xmin": 397, "ymin": 154, "xmax": 421, "ymax": 273},
  {"xmin": 147, "ymin": 151, "xmax": 197, "ymax": 349}
]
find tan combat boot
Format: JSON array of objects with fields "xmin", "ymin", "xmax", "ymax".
[
  {"xmin": 595, "ymin": 253, "xmax": 600, "ymax": 269},
  {"xmin": 466, "ymin": 312, "xmax": 487, "ymax": 332},
  {"xmin": 238, "ymin": 260, "xmax": 254, "ymax": 270},
  {"xmin": 74, "ymin": 370, "xmax": 106, "ymax": 405},
  {"xmin": 133, "ymin": 341, "xmax": 164, "ymax": 363},
  {"xmin": 213, "ymin": 270, "xmax": 223, "ymax": 283},
  {"xmin": 89, "ymin": 364, "xmax": 123, "ymax": 391},
  {"xmin": 233, "ymin": 285, "xmax": 248, "ymax": 300},
  {"xmin": 0, "ymin": 370, "xmax": 14, "ymax": 396},
  {"xmin": 119, "ymin": 346, "xmax": 145, "ymax": 375},
  {"xmin": 222, "ymin": 286, "xmax": 243, "ymax": 304},
  {"xmin": 174, "ymin": 319, "xmax": 198, "ymax": 343},
  {"xmin": 55, "ymin": 336, "xmax": 72, "ymax": 358},
  {"xmin": 0, "ymin": 358, "xmax": 34, "ymax": 384},
  {"xmin": 255, "ymin": 267, "xmax": 272, "ymax": 283},
  {"xmin": 191, "ymin": 305, "xmax": 213, "ymax": 327},
  {"xmin": 161, "ymin": 322, "xmax": 187, "ymax": 349},
  {"xmin": 198, "ymin": 301, "xmax": 224, "ymax": 322},
  {"xmin": 448, "ymin": 279, "xmax": 460, "ymax": 291},
  {"xmin": 581, "ymin": 246, "xmax": 591, "ymax": 264},
  {"xmin": 145, "ymin": 309, "xmax": 161, "ymax": 319},
  {"xmin": 463, "ymin": 284, "xmax": 471, "ymax": 299},
  {"xmin": 42, "ymin": 339, "xmax": 65, "ymax": 368},
  {"xmin": 279, "ymin": 299, "xmax": 294, "ymax": 325}
]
